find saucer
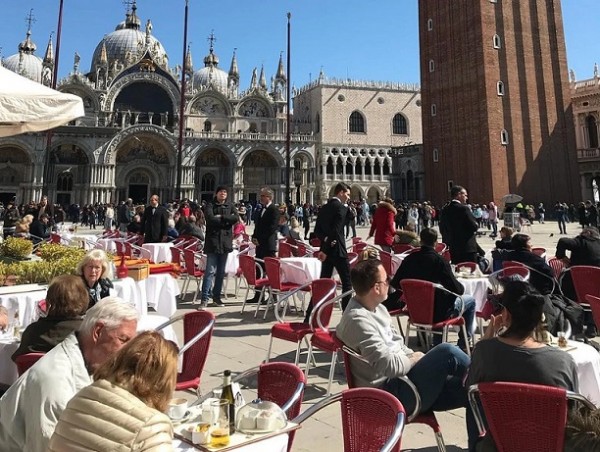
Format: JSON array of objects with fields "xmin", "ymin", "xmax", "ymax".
[{"xmin": 169, "ymin": 410, "xmax": 192, "ymax": 424}]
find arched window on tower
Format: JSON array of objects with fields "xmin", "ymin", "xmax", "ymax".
[
  {"xmin": 586, "ymin": 115, "xmax": 599, "ymax": 148},
  {"xmin": 201, "ymin": 173, "xmax": 216, "ymax": 192},
  {"xmin": 349, "ymin": 111, "xmax": 365, "ymax": 133},
  {"xmin": 204, "ymin": 120, "xmax": 212, "ymax": 132},
  {"xmin": 392, "ymin": 113, "xmax": 408, "ymax": 135}
]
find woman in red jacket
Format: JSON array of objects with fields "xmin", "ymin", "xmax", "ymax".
[{"xmin": 367, "ymin": 198, "xmax": 397, "ymax": 252}]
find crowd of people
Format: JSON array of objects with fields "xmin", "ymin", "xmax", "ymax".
[{"xmin": 3, "ymin": 183, "xmax": 600, "ymax": 450}]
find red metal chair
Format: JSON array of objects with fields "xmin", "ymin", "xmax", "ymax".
[
  {"xmin": 392, "ymin": 244, "xmax": 414, "ymax": 254},
  {"xmin": 309, "ymin": 237, "xmax": 321, "ymax": 248},
  {"xmin": 585, "ymin": 295, "xmax": 600, "ymax": 333},
  {"xmin": 548, "ymin": 257, "xmax": 566, "ymax": 279},
  {"xmin": 182, "ymin": 249, "xmax": 205, "ymax": 303},
  {"xmin": 531, "ymin": 247, "xmax": 546, "ymax": 257},
  {"xmin": 400, "ymin": 279, "xmax": 471, "ymax": 355},
  {"xmin": 455, "ymin": 261, "xmax": 478, "ymax": 273},
  {"xmin": 238, "ymin": 254, "xmax": 270, "ymax": 315},
  {"xmin": 156, "ymin": 310, "xmax": 215, "ymax": 391},
  {"xmin": 434, "ymin": 242, "xmax": 447, "ymax": 254},
  {"xmin": 468, "ymin": 382, "xmax": 595, "ymax": 452},
  {"xmin": 339, "ymin": 343, "xmax": 446, "ymax": 452},
  {"xmin": 259, "ymin": 257, "xmax": 304, "ymax": 319},
  {"xmin": 266, "ymin": 278, "xmax": 337, "ymax": 366},
  {"xmin": 441, "ymin": 249, "xmax": 451, "ymax": 263},
  {"xmin": 566, "ymin": 265, "xmax": 600, "ymax": 307},
  {"xmin": 352, "ymin": 241, "xmax": 368, "ymax": 254},
  {"xmin": 14, "ymin": 352, "xmax": 46, "ymax": 376},
  {"xmin": 293, "ymin": 387, "xmax": 405, "ymax": 452},
  {"xmin": 303, "ymin": 289, "xmax": 355, "ymax": 395},
  {"xmin": 379, "ymin": 250, "xmax": 395, "ymax": 278}
]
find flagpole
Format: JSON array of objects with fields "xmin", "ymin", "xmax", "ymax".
[{"xmin": 175, "ymin": 0, "xmax": 189, "ymax": 201}]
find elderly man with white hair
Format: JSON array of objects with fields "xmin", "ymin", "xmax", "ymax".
[{"xmin": 0, "ymin": 297, "xmax": 139, "ymax": 452}]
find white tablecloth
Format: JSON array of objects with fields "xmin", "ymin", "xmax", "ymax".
[
  {"xmin": 96, "ymin": 237, "xmax": 124, "ymax": 253},
  {"xmin": 142, "ymin": 243, "xmax": 173, "ymax": 263},
  {"xmin": 114, "ymin": 274, "xmax": 179, "ymax": 318},
  {"xmin": 280, "ymin": 257, "xmax": 322, "ymax": 285},
  {"xmin": 112, "ymin": 277, "xmax": 148, "ymax": 316},
  {"xmin": 0, "ymin": 338, "xmax": 19, "ymax": 386},
  {"xmin": 0, "ymin": 284, "xmax": 47, "ymax": 328},
  {"xmin": 567, "ymin": 340, "xmax": 600, "ymax": 406},
  {"xmin": 457, "ymin": 276, "xmax": 490, "ymax": 312}
]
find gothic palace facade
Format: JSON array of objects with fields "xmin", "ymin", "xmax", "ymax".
[{"xmin": 0, "ymin": 4, "xmax": 422, "ymax": 206}]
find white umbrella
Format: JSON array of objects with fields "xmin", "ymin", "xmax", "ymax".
[
  {"xmin": 501, "ymin": 194, "xmax": 523, "ymax": 204},
  {"xmin": 0, "ymin": 66, "xmax": 84, "ymax": 137}
]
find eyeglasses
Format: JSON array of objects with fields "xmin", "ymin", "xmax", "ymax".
[{"xmin": 374, "ymin": 278, "xmax": 390, "ymax": 287}]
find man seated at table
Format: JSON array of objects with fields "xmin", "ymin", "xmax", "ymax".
[
  {"xmin": 0, "ymin": 297, "xmax": 138, "ymax": 452},
  {"xmin": 0, "ymin": 306, "xmax": 8, "ymax": 331},
  {"xmin": 390, "ymin": 228, "xmax": 476, "ymax": 350},
  {"xmin": 495, "ymin": 233, "xmax": 554, "ymax": 294},
  {"xmin": 336, "ymin": 259, "xmax": 471, "ymax": 428}
]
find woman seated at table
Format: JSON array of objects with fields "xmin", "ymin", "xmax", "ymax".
[
  {"xmin": 13, "ymin": 214, "xmax": 33, "ymax": 239},
  {"xmin": 466, "ymin": 280, "xmax": 578, "ymax": 451},
  {"xmin": 48, "ymin": 331, "xmax": 177, "ymax": 451},
  {"xmin": 76, "ymin": 249, "xmax": 114, "ymax": 309},
  {"xmin": 0, "ymin": 306, "xmax": 8, "ymax": 332},
  {"xmin": 11, "ymin": 275, "xmax": 88, "ymax": 362}
]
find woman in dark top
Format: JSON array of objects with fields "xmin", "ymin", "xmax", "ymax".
[
  {"xmin": 466, "ymin": 280, "xmax": 578, "ymax": 451},
  {"xmin": 76, "ymin": 249, "xmax": 114, "ymax": 309},
  {"xmin": 12, "ymin": 275, "xmax": 88, "ymax": 361}
]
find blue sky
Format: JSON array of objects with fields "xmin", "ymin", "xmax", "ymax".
[{"xmin": 0, "ymin": 0, "xmax": 598, "ymax": 89}]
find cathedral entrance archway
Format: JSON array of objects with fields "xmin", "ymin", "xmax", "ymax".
[
  {"xmin": 127, "ymin": 170, "xmax": 151, "ymax": 204},
  {"xmin": 241, "ymin": 150, "xmax": 281, "ymax": 201},
  {"xmin": 195, "ymin": 148, "xmax": 232, "ymax": 201}
]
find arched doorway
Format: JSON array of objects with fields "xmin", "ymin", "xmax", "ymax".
[
  {"xmin": 0, "ymin": 146, "xmax": 31, "ymax": 204},
  {"xmin": 127, "ymin": 170, "xmax": 151, "ymax": 204},
  {"xmin": 350, "ymin": 185, "xmax": 362, "ymax": 202},
  {"xmin": 56, "ymin": 171, "xmax": 74, "ymax": 206},
  {"xmin": 195, "ymin": 148, "xmax": 232, "ymax": 201},
  {"xmin": 242, "ymin": 150, "xmax": 280, "ymax": 201},
  {"xmin": 366, "ymin": 186, "xmax": 381, "ymax": 204}
]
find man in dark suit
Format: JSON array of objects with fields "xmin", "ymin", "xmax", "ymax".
[
  {"xmin": 247, "ymin": 187, "xmax": 280, "ymax": 304},
  {"xmin": 139, "ymin": 194, "xmax": 169, "ymax": 243},
  {"xmin": 391, "ymin": 228, "xmax": 476, "ymax": 349},
  {"xmin": 314, "ymin": 182, "xmax": 353, "ymax": 310},
  {"xmin": 439, "ymin": 185, "xmax": 479, "ymax": 264}
]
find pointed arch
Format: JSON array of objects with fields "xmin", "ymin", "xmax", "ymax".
[
  {"xmin": 349, "ymin": 111, "xmax": 365, "ymax": 133},
  {"xmin": 392, "ymin": 113, "xmax": 408, "ymax": 135}
]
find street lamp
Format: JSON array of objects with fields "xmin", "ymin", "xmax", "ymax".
[
  {"xmin": 175, "ymin": 0, "xmax": 189, "ymax": 201},
  {"xmin": 285, "ymin": 12, "xmax": 291, "ymax": 204}
]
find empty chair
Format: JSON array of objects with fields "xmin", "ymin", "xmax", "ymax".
[
  {"xmin": 156, "ymin": 310, "xmax": 215, "ymax": 391},
  {"xmin": 181, "ymin": 249, "xmax": 205, "ymax": 303},
  {"xmin": 293, "ymin": 387, "xmax": 405, "ymax": 452},
  {"xmin": 14, "ymin": 352, "xmax": 45, "ymax": 376},
  {"xmin": 238, "ymin": 254, "xmax": 270, "ymax": 314}
]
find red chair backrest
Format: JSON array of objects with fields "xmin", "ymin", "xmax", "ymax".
[
  {"xmin": 531, "ymin": 247, "xmax": 546, "ymax": 257},
  {"xmin": 309, "ymin": 278, "xmax": 338, "ymax": 331},
  {"xmin": 297, "ymin": 242, "xmax": 307, "ymax": 257},
  {"xmin": 179, "ymin": 311, "xmax": 215, "ymax": 385},
  {"xmin": 309, "ymin": 238, "xmax": 321, "ymax": 248},
  {"xmin": 182, "ymin": 249, "xmax": 202, "ymax": 275},
  {"xmin": 392, "ymin": 244, "xmax": 414, "ymax": 254},
  {"xmin": 474, "ymin": 382, "xmax": 568, "ymax": 452},
  {"xmin": 399, "ymin": 279, "xmax": 437, "ymax": 325},
  {"xmin": 258, "ymin": 362, "xmax": 306, "ymax": 421},
  {"xmin": 338, "ymin": 334, "xmax": 357, "ymax": 389},
  {"xmin": 585, "ymin": 295, "xmax": 600, "ymax": 331},
  {"xmin": 502, "ymin": 260, "xmax": 526, "ymax": 269},
  {"xmin": 279, "ymin": 242, "xmax": 294, "ymax": 258},
  {"xmin": 50, "ymin": 233, "xmax": 61, "ymax": 244},
  {"xmin": 170, "ymin": 247, "xmax": 182, "ymax": 265},
  {"xmin": 434, "ymin": 242, "xmax": 447, "ymax": 254},
  {"xmin": 15, "ymin": 352, "xmax": 45, "ymax": 376},
  {"xmin": 264, "ymin": 257, "xmax": 284, "ymax": 290},
  {"xmin": 353, "ymin": 242, "xmax": 367, "ymax": 254},
  {"xmin": 570, "ymin": 265, "xmax": 600, "ymax": 304},
  {"xmin": 341, "ymin": 388, "xmax": 405, "ymax": 452},
  {"xmin": 379, "ymin": 251, "xmax": 394, "ymax": 277},
  {"xmin": 239, "ymin": 254, "xmax": 258, "ymax": 285},
  {"xmin": 441, "ymin": 249, "xmax": 451, "ymax": 262},
  {"xmin": 351, "ymin": 237, "xmax": 363, "ymax": 245},
  {"xmin": 547, "ymin": 258, "xmax": 566, "ymax": 279}
]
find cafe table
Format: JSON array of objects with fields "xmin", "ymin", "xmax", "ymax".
[
  {"xmin": 456, "ymin": 275, "xmax": 490, "ymax": 312},
  {"xmin": 563, "ymin": 340, "xmax": 600, "ymax": 406},
  {"xmin": 142, "ymin": 242, "xmax": 174, "ymax": 263}
]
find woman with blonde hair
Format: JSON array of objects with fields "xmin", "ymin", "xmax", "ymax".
[
  {"xmin": 13, "ymin": 214, "xmax": 34, "ymax": 238},
  {"xmin": 48, "ymin": 331, "xmax": 178, "ymax": 451},
  {"xmin": 76, "ymin": 249, "xmax": 114, "ymax": 309}
]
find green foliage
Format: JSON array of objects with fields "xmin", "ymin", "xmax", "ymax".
[
  {"xmin": 0, "ymin": 237, "xmax": 33, "ymax": 259},
  {"xmin": 0, "ymin": 243, "xmax": 85, "ymax": 285}
]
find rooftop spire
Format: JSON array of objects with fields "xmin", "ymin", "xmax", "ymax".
[
  {"xmin": 259, "ymin": 64, "xmax": 267, "ymax": 89},
  {"xmin": 203, "ymin": 31, "xmax": 219, "ymax": 67},
  {"xmin": 125, "ymin": 0, "xmax": 141, "ymax": 30},
  {"xmin": 99, "ymin": 39, "xmax": 108, "ymax": 65},
  {"xmin": 228, "ymin": 48, "xmax": 239, "ymax": 81},
  {"xmin": 43, "ymin": 33, "xmax": 54, "ymax": 64},
  {"xmin": 275, "ymin": 51, "xmax": 286, "ymax": 82},
  {"xmin": 185, "ymin": 43, "xmax": 193, "ymax": 73}
]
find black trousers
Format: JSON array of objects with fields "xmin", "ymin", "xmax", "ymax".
[{"xmin": 304, "ymin": 254, "xmax": 352, "ymax": 322}]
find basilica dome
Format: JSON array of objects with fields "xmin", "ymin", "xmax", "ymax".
[
  {"xmin": 90, "ymin": 5, "xmax": 168, "ymax": 74},
  {"xmin": 3, "ymin": 31, "xmax": 43, "ymax": 83},
  {"xmin": 192, "ymin": 47, "xmax": 229, "ymax": 95}
]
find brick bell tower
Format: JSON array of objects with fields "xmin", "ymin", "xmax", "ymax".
[{"xmin": 418, "ymin": 0, "xmax": 579, "ymax": 207}]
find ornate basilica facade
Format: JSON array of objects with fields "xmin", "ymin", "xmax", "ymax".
[{"xmin": 0, "ymin": 3, "xmax": 422, "ymax": 206}]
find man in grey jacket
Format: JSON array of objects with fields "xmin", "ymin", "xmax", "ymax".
[{"xmin": 336, "ymin": 258, "xmax": 470, "ymax": 416}]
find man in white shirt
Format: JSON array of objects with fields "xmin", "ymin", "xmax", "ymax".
[{"xmin": 0, "ymin": 298, "xmax": 138, "ymax": 452}]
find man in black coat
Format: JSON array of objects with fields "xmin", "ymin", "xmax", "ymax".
[
  {"xmin": 139, "ymin": 194, "xmax": 169, "ymax": 243},
  {"xmin": 313, "ymin": 182, "xmax": 353, "ymax": 310},
  {"xmin": 247, "ymin": 187, "xmax": 280, "ymax": 304},
  {"xmin": 439, "ymin": 185, "xmax": 479, "ymax": 264},
  {"xmin": 200, "ymin": 186, "xmax": 238, "ymax": 307},
  {"xmin": 390, "ymin": 228, "xmax": 476, "ymax": 349},
  {"xmin": 29, "ymin": 214, "xmax": 51, "ymax": 244}
]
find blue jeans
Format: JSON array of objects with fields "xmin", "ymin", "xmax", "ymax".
[
  {"xmin": 200, "ymin": 253, "xmax": 228, "ymax": 302},
  {"xmin": 381, "ymin": 343, "xmax": 470, "ymax": 415},
  {"xmin": 432, "ymin": 295, "xmax": 476, "ymax": 349}
]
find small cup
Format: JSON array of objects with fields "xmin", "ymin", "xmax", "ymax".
[
  {"xmin": 168, "ymin": 397, "xmax": 188, "ymax": 420},
  {"xmin": 191, "ymin": 423, "xmax": 211, "ymax": 445},
  {"xmin": 557, "ymin": 331, "xmax": 568, "ymax": 348}
]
